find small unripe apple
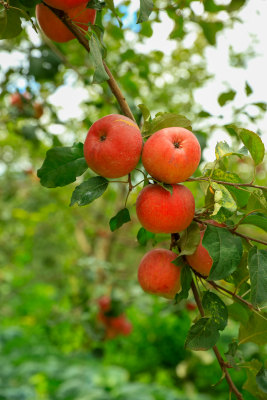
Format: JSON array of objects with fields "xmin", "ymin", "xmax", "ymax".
[
  {"xmin": 84, "ymin": 114, "xmax": 143, "ymax": 178},
  {"xmin": 138, "ymin": 248, "xmax": 182, "ymax": 299},
  {"xmin": 185, "ymin": 220, "xmax": 225, "ymax": 277},
  {"xmin": 43, "ymin": 0, "xmax": 89, "ymax": 10},
  {"xmin": 136, "ymin": 184, "xmax": 195, "ymax": 233},
  {"xmin": 142, "ymin": 127, "xmax": 201, "ymax": 184},
  {"xmin": 36, "ymin": 3, "xmax": 96, "ymax": 43}
]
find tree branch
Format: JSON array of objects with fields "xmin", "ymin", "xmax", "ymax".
[
  {"xmin": 207, "ymin": 280, "xmax": 259, "ymax": 312},
  {"xmin": 42, "ymin": 1, "xmax": 135, "ymax": 121},
  {"xmin": 194, "ymin": 218, "xmax": 267, "ymax": 246},
  {"xmin": 187, "ymin": 177, "xmax": 267, "ymax": 191},
  {"xmin": 191, "ymin": 280, "xmax": 244, "ymax": 400}
]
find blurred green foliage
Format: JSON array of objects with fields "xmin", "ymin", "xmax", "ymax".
[{"xmin": 0, "ymin": 1, "xmax": 267, "ymax": 399}]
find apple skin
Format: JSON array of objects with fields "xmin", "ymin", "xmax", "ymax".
[
  {"xmin": 136, "ymin": 184, "xmax": 195, "ymax": 233},
  {"xmin": 43, "ymin": 0, "xmax": 89, "ymax": 10},
  {"xmin": 142, "ymin": 127, "xmax": 201, "ymax": 184},
  {"xmin": 138, "ymin": 248, "xmax": 182, "ymax": 299},
  {"xmin": 185, "ymin": 220, "xmax": 225, "ymax": 277},
  {"xmin": 36, "ymin": 3, "xmax": 96, "ymax": 43},
  {"xmin": 84, "ymin": 114, "xmax": 143, "ymax": 178}
]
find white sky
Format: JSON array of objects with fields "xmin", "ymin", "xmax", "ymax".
[{"xmin": 0, "ymin": 0, "xmax": 266, "ymax": 161}]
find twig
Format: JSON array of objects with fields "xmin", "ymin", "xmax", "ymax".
[
  {"xmin": 194, "ymin": 218, "xmax": 267, "ymax": 246},
  {"xmin": 187, "ymin": 177, "xmax": 267, "ymax": 191},
  {"xmin": 42, "ymin": 1, "xmax": 135, "ymax": 121},
  {"xmin": 191, "ymin": 280, "xmax": 244, "ymax": 400},
  {"xmin": 207, "ymin": 280, "xmax": 259, "ymax": 312}
]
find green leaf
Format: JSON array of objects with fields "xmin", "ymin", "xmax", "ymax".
[
  {"xmin": 245, "ymin": 81, "xmax": 253, "ymax": 96},
  {"xmin": 105, "ymin": 0, "xmax": 122, "ymax": 27},
  {"xmin": 185, "ymin": 317, "xmax": 220, "ymax": 351},
  {"xmin": 211, "ymin": 182, "xmax": 237, "ymax": 221},
  {"xmin": 137, "ymin": 227, "xmax": 155, "ymax": 246},
  {"xmin": 0, "ymin": 7, "xmax": 22, "ymax": 39},
  {"xmin": 37, "ymin": 143, "xmax": 88, "ymax": 188},
  {"xmin": 239, "ymin": 313, "xmax": 267, "ymax": 345},
  {"xmin": 238, "ymin": 128, "xmax": 265, "ymax": 165},
  {"xmin": 202, "ymin": 225, "xmax": 243, "ymax": 280},
  {"xmin": 256, "ymin": 368, "xmax": 267, "ymax": 394},
  {"xmin": 70, "ymin": 176, "xmax": 109, "ymax": 207},
  {"xmin": 109, "ymin": 208, "xmax": 131, "ymax": 232},
  {"xmin": 150, "ymin": 113, "xmax": 192, "ymax": 134},
  {"xmin": 253, "ymin": 102, "xmax": 267, "ymax": 111},
  {"xmin": 247, "ymin": 189, "xmax": 267, "ymax": 213},
  {"xmin": 228, "ymin": 126, "xmax": 265, "ymax": 165},
  {"xmin": 202, "ymin": 292, "xmax": 228, "ymax": 331},
  {"xmin": 225, "ymin": 341, "xmax": 243, "ymax": 368},
  {"xmin": 248, "ymin": 247, "xmax": 267, "ymax": 307},
  {"xmin": 199, "ymin": 21, "xmax": 224, "ymax": 45},
  {"xmin": 137, "ymin": 0, "xmax": 154, "ymax": 23},
  {"xmin": 174, "ymin": 265, "xmax": 192, "ymax": 304},
  {"xmin": 89, "ymin": 34, "xmax": 109, "ymax": 83},
  {"xmin": 240, "ymin": 213, "xmax": 267, "ymax": 233},
  {"xmin": 227, "ymin": 0, "xmax": 246, "ymax": 12},
  {"xmin": 138, "ymin": 103, "xmax": 151, "ymax": 123},
  {"xmin": 178, "ymin": 222, "xmax": 201, "ymax": 256},
  {"xmin": 227, "ymin": 303, "xmax": 249, "ymax": 325},
  {"xmin": 0, "ymin": 9, "xmax": 7, "ymax": 36},
  {"xmin": 243, "ymin": 360, "xmax": 266, "ymax": 400},
  {"xmin": 215, "ymin": 141, "xmax": 246, "ymax": 159},
  {"xmin": 218, "ymin": 90, "xmax": 236, "ymax": 106}
]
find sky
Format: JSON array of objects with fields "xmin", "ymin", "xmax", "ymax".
[{"xmin": 0, "ymin": 0, "xmax": 266, "ymax": 162}]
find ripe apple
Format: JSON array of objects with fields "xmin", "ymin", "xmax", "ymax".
[
  {"xmin": 36, "ymin": 3, "xmax": 96, "ymax": 43},
  {"xmin": 185, "ymin": 220, "xmax": 225, "ymax": 277},
  {"xmin": 43, "ymin": 0, "xmax": 89, "ymax": 10},
  {"xmin": 109, "ymin": 315, "xmax": 132, "ymax": 336},
  {"xmin": 136, "ymin": 184, "xmax": 195, "ymax": 233},
  {"xmin": 97, "ymin": 295, "xmax": 111, "ymax": 312},
  {"xmin": 142, "ymin": 127, "xmax": 201, "ymax": 184},
  {"xmin": 83, "ymin": 114, "xmax": 143, "ymax": 178},
  {"xmin": 138, "ymin": 248, "xmax": 182, "ymax": 299}
]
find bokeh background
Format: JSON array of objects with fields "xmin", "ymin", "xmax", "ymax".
[{"xmin": 0, "ymin": 0, "xmax": 267, "ymax": 399}]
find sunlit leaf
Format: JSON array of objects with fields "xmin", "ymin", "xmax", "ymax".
[
  {"xmin": 37, "ymin": 143, "xmax": 88, "ymax": 188},
  {"xmin": 70, "ymin": 176, "xmax": 109, "ymax": 206}
]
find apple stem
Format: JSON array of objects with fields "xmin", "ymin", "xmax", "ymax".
[
  {"xmin": 191, "ymin": 279, "xmax": 244, "ymax": 400},
  {"xmin": 42, "ymin": 2, "xmax": 136, "ymax": 122}
]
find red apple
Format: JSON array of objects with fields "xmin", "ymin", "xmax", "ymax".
[
  {"xmin": 138, "ymin": 248, "xmax": 182, "ymax": 299},
  {"xmin": 36, "ymin": 3, "xmax": 96, "ymax": 43},
  {"xmin": 185, "ymin": 220, "xmax": 225, "ymax": 277},
  {"xmin": 83, "ymin": 114, "xmax": 143, "ymax": 178},
  {"xmin": 43, "ymin": 0, "xmax": 89, "ymax": 10},
  {"xmin": 136, "ymin": 184, "xmax": 195, "ymax": 233},
  {"xmin": 142, "ymin": 127, "xmax": 201, "ymax": 184},
  {"xmin": 97, "ymin": 295, "xmax": 111, "ymax": 312},
  {"xmin": 10, "ymin": 92, "xmax": 31, "ymax": 110}
]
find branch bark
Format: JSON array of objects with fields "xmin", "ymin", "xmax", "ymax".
[
  {"xmin": 191, "ymin": 280, "xmax": 244, "ymax": 400},
  {"xmin": 187, "ymin": 177, "xmax": 267, "ymax": 191},
  {"xmin": 194, "ymin": 217, "xmax": 267, "ymax": 246},
  {"xmin": 207, "ymin": 280, "xmax": 259, "ymax": 312},
  {"xmin": 42, "ymin": 1, "xmax": 135, "ymax": 121}
]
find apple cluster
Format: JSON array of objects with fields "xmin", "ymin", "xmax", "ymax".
[
  {"xmin": 35, "ymin": 0, "xmax": 96, "ymax": 43},
  {"xmin": 83, "ymin": 114, "xmax": 217, "ymax": 300},
  {"xmin": 97, "ymin": 296, "xmax": 132, "ymax": 339}
]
